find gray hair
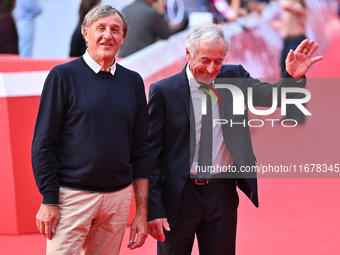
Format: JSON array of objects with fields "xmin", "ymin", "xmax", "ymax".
[
  {"xmin": 185, "ymin": 23, "xmax": 230, "ymax": 57},
  {"xmin": 81, "ymin": 5, "xmax": 128, "ymax": 38}
]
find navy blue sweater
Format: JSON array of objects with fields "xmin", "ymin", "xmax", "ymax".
[{"xmin": 32, "ymin": 57, "xmax": 149, "ymax": 204}]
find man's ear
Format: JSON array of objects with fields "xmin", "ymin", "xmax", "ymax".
[
  {"xmin": 83, "ymin": 28, "xmax": 88, "ymax": 42},
  {"xmin": 122, "ymin": 33, "xmax": 127, "ymax": 44},
  {"xmin": 185, "ymin": 48, "xmax": 191, "ymax": 60}
]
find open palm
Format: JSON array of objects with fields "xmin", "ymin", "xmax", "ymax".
[{"xmin": 286, "ymin": 39, "xmax": 323, "ymax": 78}]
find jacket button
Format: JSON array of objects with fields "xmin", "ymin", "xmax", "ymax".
[{"xmin": 181, "ymin": 175, "xmax": 186, "ymax": 181}]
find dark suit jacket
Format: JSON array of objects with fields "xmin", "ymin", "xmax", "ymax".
[{"xmin": 148, "ymin": 64, "xmax": 305, "ymax": 225}]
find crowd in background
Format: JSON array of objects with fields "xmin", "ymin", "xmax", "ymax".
[
  {"xmin": 68, "ymin": 0, "xmax": 277, "ymax": 58},
  {"xmin": 0, "ymin": 0, "xmax": 340, "ymax": 60},
  {"xmin": 69, "ymin": 0, "xmax": 101, "ymax": 57},
  {"xmin": 0, "ymin": 0, "xmax": 42, "ymax": 57},
  {"xmin": 0, "ymin": 0, "xmax": 18, "ymax": 55},
  {"xmin": 0, "ymin": 0, "xmax": 278, "ymax": 58}
]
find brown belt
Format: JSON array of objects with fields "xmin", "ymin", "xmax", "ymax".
[{"xmin": 187, "ymin": 175, "xmax": 234, "ymax": 186}]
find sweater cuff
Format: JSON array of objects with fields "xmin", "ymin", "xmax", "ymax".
[{"xmin": 42, "ymin": 190, "xmax": 59, "ymax": 205}]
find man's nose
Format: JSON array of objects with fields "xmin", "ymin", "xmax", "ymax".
[
  {"xmin": 103, "ymin": 28, "xmax": 112, "ymax": 39},
  {"xmin": 206, "ymin": 63, "xmax": 216, "ymax": 74}
]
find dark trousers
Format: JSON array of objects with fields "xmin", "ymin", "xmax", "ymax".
[
  {"xmin": 157, "ymin": 180, "xmax": 239, "ymax": 255},
  {"xmin": 280, "ymin": 35, "xmax": 307, "ymax": 73}
]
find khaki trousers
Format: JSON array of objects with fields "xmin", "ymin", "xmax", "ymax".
[{"xmin": 47, "ymin": 185, "xmax": 132, "ymax": 255}]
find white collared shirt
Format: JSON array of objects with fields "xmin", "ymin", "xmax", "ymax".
[
  {"xmin": 186, "ymin": 64, "xmax": 234, "ymax": 174},
  {"xmin": 83, "ymin": 50, "xmax": 117, "ymax": 76}
]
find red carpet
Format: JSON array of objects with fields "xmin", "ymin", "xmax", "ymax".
[
  {"xmin": 1, "ymin": 37, "xmax": 339, "ymax": 255},
  {"xmin": 236, "ymin": 36, "xmax": 340, "ymax": 255}
]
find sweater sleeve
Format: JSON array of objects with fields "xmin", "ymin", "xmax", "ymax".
[
  {"xmin": 31, "ymin": 69, "xmax": 66, "ymax": 204},
  {"xmin": 131, "ymin": 74, "xmax": 149, "ymax": 180}
]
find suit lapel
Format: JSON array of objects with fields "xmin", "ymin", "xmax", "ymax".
[
  {"xmin": 216, "ymin": 74, "xmax": 233, "ymax": 120},
  {"xmin": 176, "ymin": 66, "xmax": 196, "ymax": 167},
  {"xmin": 217, "ymin": 87, "xmax": 234, "ymax": 120},
  {"xmin": 177, "ymin": 67, "xmax": 191, "ymax": 120}
]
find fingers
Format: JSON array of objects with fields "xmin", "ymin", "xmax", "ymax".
[
  {"xmin": 297, "ymin": 40, "xmax": 321, "ymax": 60},
  {"xmin": 307, "ymin": 43, "xmax": 319, "ymax": 57},
  {"xmin": 51, "ymin": 216, "xmax": 59, "ymax": 238},
  {"xmin": 36, "ymin": 205, "xmax": 60, "ymax": 240},
  {"xmin": 311, "ymin": 55, "xmax": 323, "ymax": 65},
  {"xmin": 303, "ymin": 42, "xmax": 323, "ymax": 67},
  {"xmin": 286, "ymin": 49, "xmax": 295, "ymax": 64},
  {"xmin": 148, "ymin": 220, "xmax": 165, "ymax": 241},
  {"xmin": 36, "ymin": 219, "xmax": 45, "ymax": 237},
  {"xmin": 36, "ymin": 217, "xmax": 52, "ymax": 239},
  {"xmin": 295, "ymin": 39, "xmax": 320, "ymax": 57},
  {"xmin": 130, "ymin": 232, "xmax": 148, "ymax": 250},
  {"xmin": 302, "ymin": 40, "xmax": 314, "ymax": 55},
  {"xmin": 162, "ymin": 218, "xmax": 171, "ymax": 232},
  {"xmin": 128, "ymin": 216, "xmax": 148, "ymax": 250},
  {"xmin": 147, "ymin": 223, "xmax": 157, "ymax": 240},
  {"xmin": 147, "ymin": 218, "xmax": 171, "ymax": 241},
  {"xmin": 128, "ymin": 225, "xmax": 148, "ymax": 250},
  {"xmin": 128, "ymin": 225, "xmax": 137, "ymax": 248},
  {"xmin": 45, "ymin": 221, "xmax": 52, "ymax": 240},
  {"xmin": 295, "ymin": 39, "xmax": 309, "ymax": 53}
]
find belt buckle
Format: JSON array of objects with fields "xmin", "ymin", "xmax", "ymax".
[{"xmin": 195, "ymin": 179, "xmax": 209, "ymax": 185}]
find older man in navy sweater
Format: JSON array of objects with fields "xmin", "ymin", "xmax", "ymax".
[{"xmin": 31, "ymin": 5, "xmax": 149, "ymax": 254}]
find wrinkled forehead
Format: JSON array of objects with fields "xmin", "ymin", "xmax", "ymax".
[{"xmin": 196, "ymin": 39, "xmax": 226, "ymax": 55}]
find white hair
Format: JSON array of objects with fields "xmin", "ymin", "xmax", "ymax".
[{"xmin": 185, "ymin": 23, "xmax": 230, "ymax": 57}]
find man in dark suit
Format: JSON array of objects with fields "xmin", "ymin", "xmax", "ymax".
[{"xmin": 147, "ymin": 23, "xmax": 322, "ymax": 255}]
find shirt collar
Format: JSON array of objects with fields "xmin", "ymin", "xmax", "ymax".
[
  {"xmin": 83, "ymin": 50, "xmax": 117, "ymax": 76},
  {"xmin": 186, "ymin": 63, "xmax": 199, "ymax": 89}
]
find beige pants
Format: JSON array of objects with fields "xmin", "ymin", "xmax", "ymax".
[{"xmin": 47, "ymin": 185, "xmax": 132, "ymax": 255}]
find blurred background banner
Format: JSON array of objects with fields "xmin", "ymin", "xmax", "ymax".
[
  {"xmin": 15, "ymin": 0, "xmax": 339, "ymax": 59},
  {"xmin": 0, "ymin": 0, "xmax": 340, "ymax": 254}
]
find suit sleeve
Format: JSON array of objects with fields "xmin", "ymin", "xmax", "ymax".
[
  {"xmin": 147, "ymin": 83, "xmax": 167, "ymax": 221},
  {"xmin": 237, "ymin": 65, "xmax": 306, "ymax": 107}
]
